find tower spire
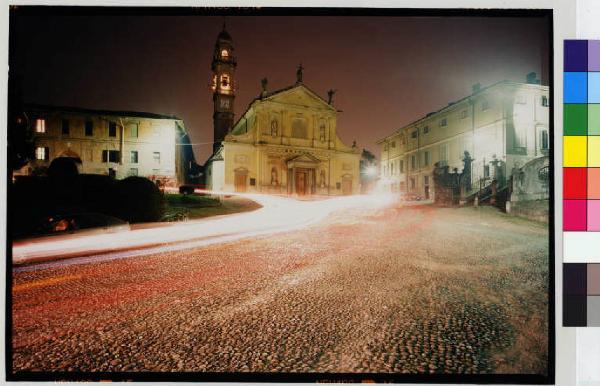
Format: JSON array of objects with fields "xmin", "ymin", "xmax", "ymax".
[{"xmin": 211, "ymin": 24, "xmax": 236, "ymax": 153}]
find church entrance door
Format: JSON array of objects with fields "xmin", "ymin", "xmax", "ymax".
[
  {"xmin": 234, "ymin": 170, "xmax": 247, "ymax": 192},
  {"xmin": 342, "ymin": 176, "xmax": 353, "ymax": 195},
  {"xmin": 295, "ymin": 169, "xmax": 308, "ymax": 196}
]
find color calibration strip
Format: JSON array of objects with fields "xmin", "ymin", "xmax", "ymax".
[
  {"xmin": 563, "ymin": 40, "xmax": 600, "ymax": 263},
  {"xmin": 564, "ymin": 264, "xmax": 600, "ymax": 326}
]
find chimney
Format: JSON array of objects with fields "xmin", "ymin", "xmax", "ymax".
[{"xmin": 472, "ymin": 83, "xmax": 481, "ymax": 93}]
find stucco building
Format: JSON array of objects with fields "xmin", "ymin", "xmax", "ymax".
[
  {"xmin": 205, "ymin": 27, "xmax": 360, "ymax": 195},
  {"xmin": 20, "ymin": 104, "xmax": 194, "ymax": 186},
  {"xmin": 377, "ymin": 76, "xmax": 550, "ymax": 200}
]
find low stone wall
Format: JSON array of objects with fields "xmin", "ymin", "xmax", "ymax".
[{"xmin": 506, "ymin": 199, "xmax": 549, "ymax": 223}]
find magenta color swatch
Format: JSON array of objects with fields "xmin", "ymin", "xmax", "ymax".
[
  {"xmin": 589, "ymin": 41, "xmax": 600, "ymax": 71},
  {"xmin": 564, "ymin": 200, "xmax": 587, "ymax": 231},
  {"xmin": 588, "ymin": 201, "xmax": 600, "ymax": 230}
]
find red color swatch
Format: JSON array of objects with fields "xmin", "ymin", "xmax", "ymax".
[{"xmin": 564, "ymin": 168, "xmax": 588, "ymax": 199}]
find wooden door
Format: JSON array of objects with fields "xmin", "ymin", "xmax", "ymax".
[
  {"xmin": 342, "ymin": 177, "xmax": 352, "ymax": 195},
  {"xmin": 234, "ymin": 172, "xmax": 247, "ymax": 192},
  {"xmin": 295, "ymin": 171, "xmax": 307, "ymax": 195}
]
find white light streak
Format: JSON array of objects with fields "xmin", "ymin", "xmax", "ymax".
[{"xmin": 12, "ymin": 191, "xmax": 394, "ymax": 269}]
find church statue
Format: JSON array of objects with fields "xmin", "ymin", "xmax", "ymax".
[
  {"xmin": 271, "ymin": 167, "xmax": 278, "ymax": 186},
  {"xmin": 260, "ymin": 78, "xmax": 269, "ymax": 94},
  {"xmin": 320, "ymin": 170, "xmax": 326, "ymax": 188},
  {"xmin": 327, "ymin": 89, "xmax": 336, "ymax": 105},
  {"xmin": 296, "ymin": 63, "xmax": 304, "ymax": 83},
  {"xmin": 271, "ymin": 119, "xmax": 278, "ymax": 136}
]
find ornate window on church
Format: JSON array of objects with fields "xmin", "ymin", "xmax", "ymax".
[
  {"xmin": 271, "ymin": 119, "xmax": 278, "ymax": 137},
  {"xmin": 291, "ymin": 117, "xmax": 308, "ymax": 139},
  {"xmin": 221, "ymin": 49, "xmax": 229, "ymax": 59}
]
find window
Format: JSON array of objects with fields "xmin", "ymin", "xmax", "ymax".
[
  {"xmin": 541, "ymin": 129, "xmax": 549, "ymax": 150},
  {"xmin": 411, "ymin": 155, "xmax": 417, "ymax": 170},
  {"xmin": 484, "ymin": 164, "xmax": 490, "ymax": 178},
  {"xmin": 439, "ymin": 118, "xmax": 447, "ymax": 127},
  {"xmin": 102, "ymin": 150, "xmax": 120, "ymax": 163},
  {"xmin": 35, "ymin": 119, "xmax": 46, "ymax": 133},
  {"xmin": 35, "ymin": 146, "xmax": 49, "ymax": 161},
  {"xmin": 221, "ymin": 74, "xmax": 231, "ymax": 90},
  {"xmin": 423, "ymin": 151, "xmax": 430, "ymax": 166},
  {"xmin": 390, "ymin": 162, "xmax": 395, "ymax": 175},
  {"xmin": 85, "ymin": 120, "xmax": 93, "ymax": 136},
  {"xmin": 61, "ymin": 119, "xmax": 70, "ymax": 135},
  {"xmin": 319, "ymin": 124, "xmax": 326, "ymax": 141},
  {"xmin": 391, "ymin": 141, "xmax": 396, "ymax": 148},
  {"xmin": 399, "ymin": 160, "xmax": 404, "ymax": 173},
  {"xmin": 128, "ymin": 123, "xmax": 139, "ymax": 138},
  {"xmin": 481, "ymin": 99, "xmax": 490, "ymax": 111},
  {"xmin": 460, "ymin": 110, "xmax": 468, "ymax": 119},
  {"xmin": 410, "ymin": 177, "xmax": 416, "ymax": 189},
  {"xmin": 221, "ymin": 49, "xmax": 229, "ymax": 58},
  {"xmin": 542, "ymin": 96, "xmax": 549, "ymax": 107},
  {"xmin": 130, "ymin": 150, "xmax": 138, "ymax": 163},
  {"xmin": 129, "ymin": 168, "xmax": 138, "ymax": 177},
  {"xmin": 423, "ymin": 126, "xmax": 430, "ymax": 134},
  {"xmin": 424, "ymin": 175, "xmax": 429, "ymax": 186},
  {"xmin": 109, "ymin": 122, "xmax": 117, "ymax": 137},
  {"xmin": 411, "ymin": 130, "xmax": 418, "ymax": 139},
  {"xmin": 440, "ymin": 144, "xmax": 449, "ymax": 161},
  {"xmin": 153, "ymin": 151, "xmax": 161, "ymax": 164},
  {"xmin": 514, "ymin": 127, "xmax": 527, "ymax": 148},
  {"xmin": 383, "ymin": 143, "xmax": 388, "ymax": 151}
]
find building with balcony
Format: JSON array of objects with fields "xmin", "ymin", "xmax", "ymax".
[{"xmin": 377, "ymin": 77, "xmax": 550, "ymax": 201}]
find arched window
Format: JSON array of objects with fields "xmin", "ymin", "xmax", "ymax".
[{"xmin": 221, "ymin": 49, "xmax": 229, "ymax": 58}]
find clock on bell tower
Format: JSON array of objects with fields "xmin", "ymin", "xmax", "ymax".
[{"xmin": 211, "ymin": 24, "xmax": 237, "ymax": 153}]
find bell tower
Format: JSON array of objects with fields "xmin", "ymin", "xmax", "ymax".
[{"xmin": 211, "ymin": 23, "xmax": 236, "ymax": 153}]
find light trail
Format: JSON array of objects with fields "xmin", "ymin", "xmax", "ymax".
[{"xmin": 12, "ymin": 191, "xmax": 395, "ymax": 272}]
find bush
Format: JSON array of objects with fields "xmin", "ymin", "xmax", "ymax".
[{"xmin": 114, "ymin": 176, "xmax": 165, "ymax": 223}]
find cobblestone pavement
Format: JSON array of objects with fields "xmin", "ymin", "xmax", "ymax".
[{"xmin": 11, "ymin": 204, "xmax": 549, "ymax": 375}]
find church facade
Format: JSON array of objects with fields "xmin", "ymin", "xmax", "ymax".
[{"xmin": 205, "ymin": 27, "xmax": 360, "ymax": 196}]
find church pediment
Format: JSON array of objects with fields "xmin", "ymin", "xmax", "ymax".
[
  {"xmin": 264, "ymin": 85, "xmax": 334, "ymax": 111},
  {"xmin": 286, "ymin": 152, "xmax": 321, "ymax": 168}
]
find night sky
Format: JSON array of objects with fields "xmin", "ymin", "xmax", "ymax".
[{"xmin": 10, "ymin": 9, "xmax": 550, "ymax": 163}]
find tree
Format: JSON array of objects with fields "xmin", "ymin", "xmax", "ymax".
[{"xmin": 7, "ymin": 74, "xmax": 34, "ymax": 176}]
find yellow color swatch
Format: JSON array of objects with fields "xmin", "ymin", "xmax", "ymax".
[
  {"xmin": 564, "ymin": 136, "xmax": 588, "ymax": 167},
  {"xmin": 590, "ymin": 136, "xmax": 600, "ymax": 167}
]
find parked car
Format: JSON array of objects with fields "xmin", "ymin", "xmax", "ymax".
[{"xmin": 26, "ymin": 213, "xmax": 130, "ymax": 239}]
